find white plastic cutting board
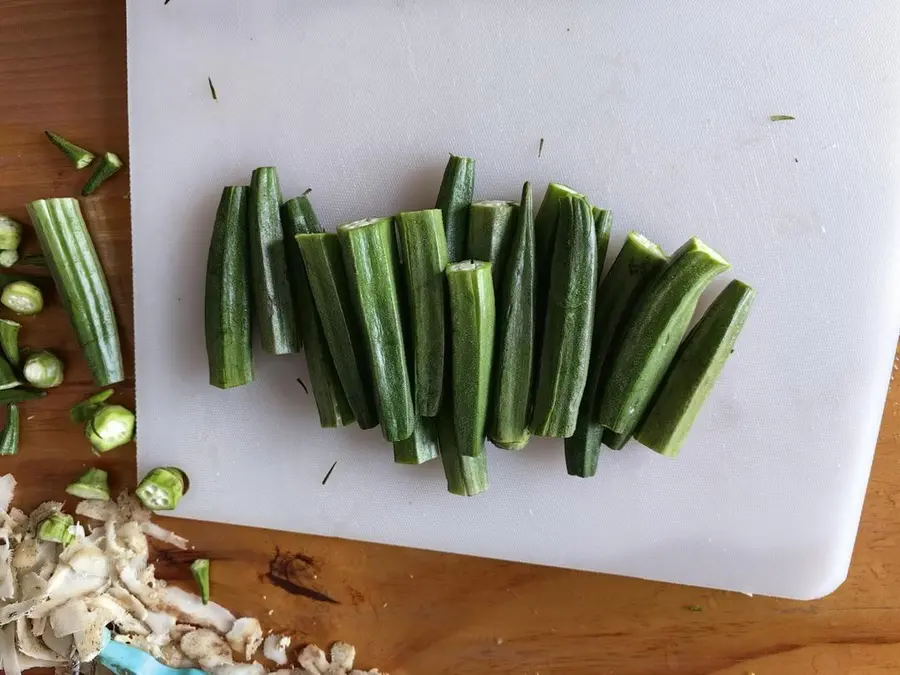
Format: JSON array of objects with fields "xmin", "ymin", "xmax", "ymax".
[{"xmin": 127, "ymin": 0, "xmax": 900, "ymax": 600}]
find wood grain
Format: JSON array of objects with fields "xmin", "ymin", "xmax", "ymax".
[{"xmin": 2, "ymin": 2, "xmax": 900, "ymax": 674}]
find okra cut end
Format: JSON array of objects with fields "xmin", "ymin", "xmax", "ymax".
[
  {"xmin": 684, "ymin": 236, "xmax": 730, "ymax": 268},
  {"xmin": 546, "ymin": 183, "xmax": 583, "ymax": 198},
  {"xmin": 471, "ymin": 199, "xmax": 517, "ymax": 209},
  {"xmin": 23, "ymin": 350, "xmax": 64, "ymax": 389},
  {"xmin": 393, "ymin": 416, "xmax": 440, "ymax": 465},
  {"xmin": 602, "ymin": 428, "xmax": 631, "ymax": 451},
  {"xmin": 446, "ymin": 456, "xmax": 489, "ymax": 497},
  {"xmin": 491, "ymin": 434, "xmax": 530, "ymax": 451},
  {"xmin": 564, "ymin": 449, "xmax": 600, "ymax": 478},
  {"xmin": 447, "ymin": 259, "xmax": 490, "ymax": 273},
  {"xmin": 626, "ymin": 232, "xmax": 665, "ymax": 258},
  {"xmin": 337, "ymin": 216, "xmax": 391, "ymax": 231}
]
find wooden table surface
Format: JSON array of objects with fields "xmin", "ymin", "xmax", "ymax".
[{"xmin": 3, "ymin": 2, "xmax": 900, "ymax": 674}]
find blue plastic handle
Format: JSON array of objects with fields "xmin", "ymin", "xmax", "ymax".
[{"xmin": 96, "ymin": 629, "xmax": 207, "ymax": 675}]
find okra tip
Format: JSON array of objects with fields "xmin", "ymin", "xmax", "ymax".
[
  {"xmin": 45, "ymin": 130, "xmax": 95, "ymax": 170},
  {"xmin": 81, "ymin": 151, "xmax": 124, "ymax": 196}
]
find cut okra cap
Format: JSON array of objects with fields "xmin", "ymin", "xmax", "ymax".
[
  {"xmin": 0, "ymin": 216, "xmax": 23, "ymax": 251},
  {"xmin": 1, "ymin": 281, "xmax": 43, "ymax": 316},
  {"xmin": 23, "ymin": 350, "xmax": 64, "ymax": 389},
  {"xmin": 86, "ymin": 404, "xmax": 135, "ymax": 453},
  {"xmin": 136, "ymin": 466, "xmax": 188, "ymax": 511}
]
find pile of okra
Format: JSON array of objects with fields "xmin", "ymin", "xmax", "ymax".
[{"xmin": 205, "ymin": 156, "xmax": 755, "ymax": 496}]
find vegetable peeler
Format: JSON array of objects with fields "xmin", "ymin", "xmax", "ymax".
[{"xmin": 96, "ymin": 629, "xmax": 205, "ymax": 675}]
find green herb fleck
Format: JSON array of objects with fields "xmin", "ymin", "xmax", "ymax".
[
  {"xmin": 770, "ymin": 115, "xmax": 795, "ymax": 122},
  {"xmin": 322, "ymin": 461, "xmax": 337, "ymax": 485},
  {"xmin": 208, "ymin": 77, "xmax": 218, "ymax": 101}
]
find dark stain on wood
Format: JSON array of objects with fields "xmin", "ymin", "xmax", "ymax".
[
  {"xmin": 348, "ymin": 587, "xmax": 366, "ymax": 606},
  {"xmin": 265, "ymin": 546, "xmax": 339, "ymax": 604},
  {"xmin": 152, "ymin": 547, "xmax": 213, "ymax": 579}
]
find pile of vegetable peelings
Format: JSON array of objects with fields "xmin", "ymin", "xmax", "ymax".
[
  {"xmin": 0, "ymin": 133, "xmax": 385, "ymax": 674},
  {"xmin": 0, "ymin": 473, "xmax": 383, "ymax": 675},
  {"xmin": 205, "ymin": 156, "xmax": 756, "ymax": 496}
]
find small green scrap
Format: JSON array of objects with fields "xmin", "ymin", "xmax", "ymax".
[
  {"xmin": 208, "ymin": 77, "xmax": 218, "ymax": 101},
  {"xmin": 37, "ymin": 513, "xmax": 74, "ymax": 545},
  {"xmin": 190, "ymin": 558, "xmax": 210, "ymax": 604},
  {"xmin": 770, "ymin": 115, "xmax": 795, "ymax": 121},
  {"xmin": 66, "ymin": 468, "xmax": 111, "ymax": 501},
  {"xmin": 0, "ymin": 405, "xmax": 20, "ymax": 456},
  {"xmin": 70, "ymin": 389, "xmax": 114, "ymax": 423},
  {"xmin": 538, "ymin": 138, "xmax": 544, "ymax": 158}
]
